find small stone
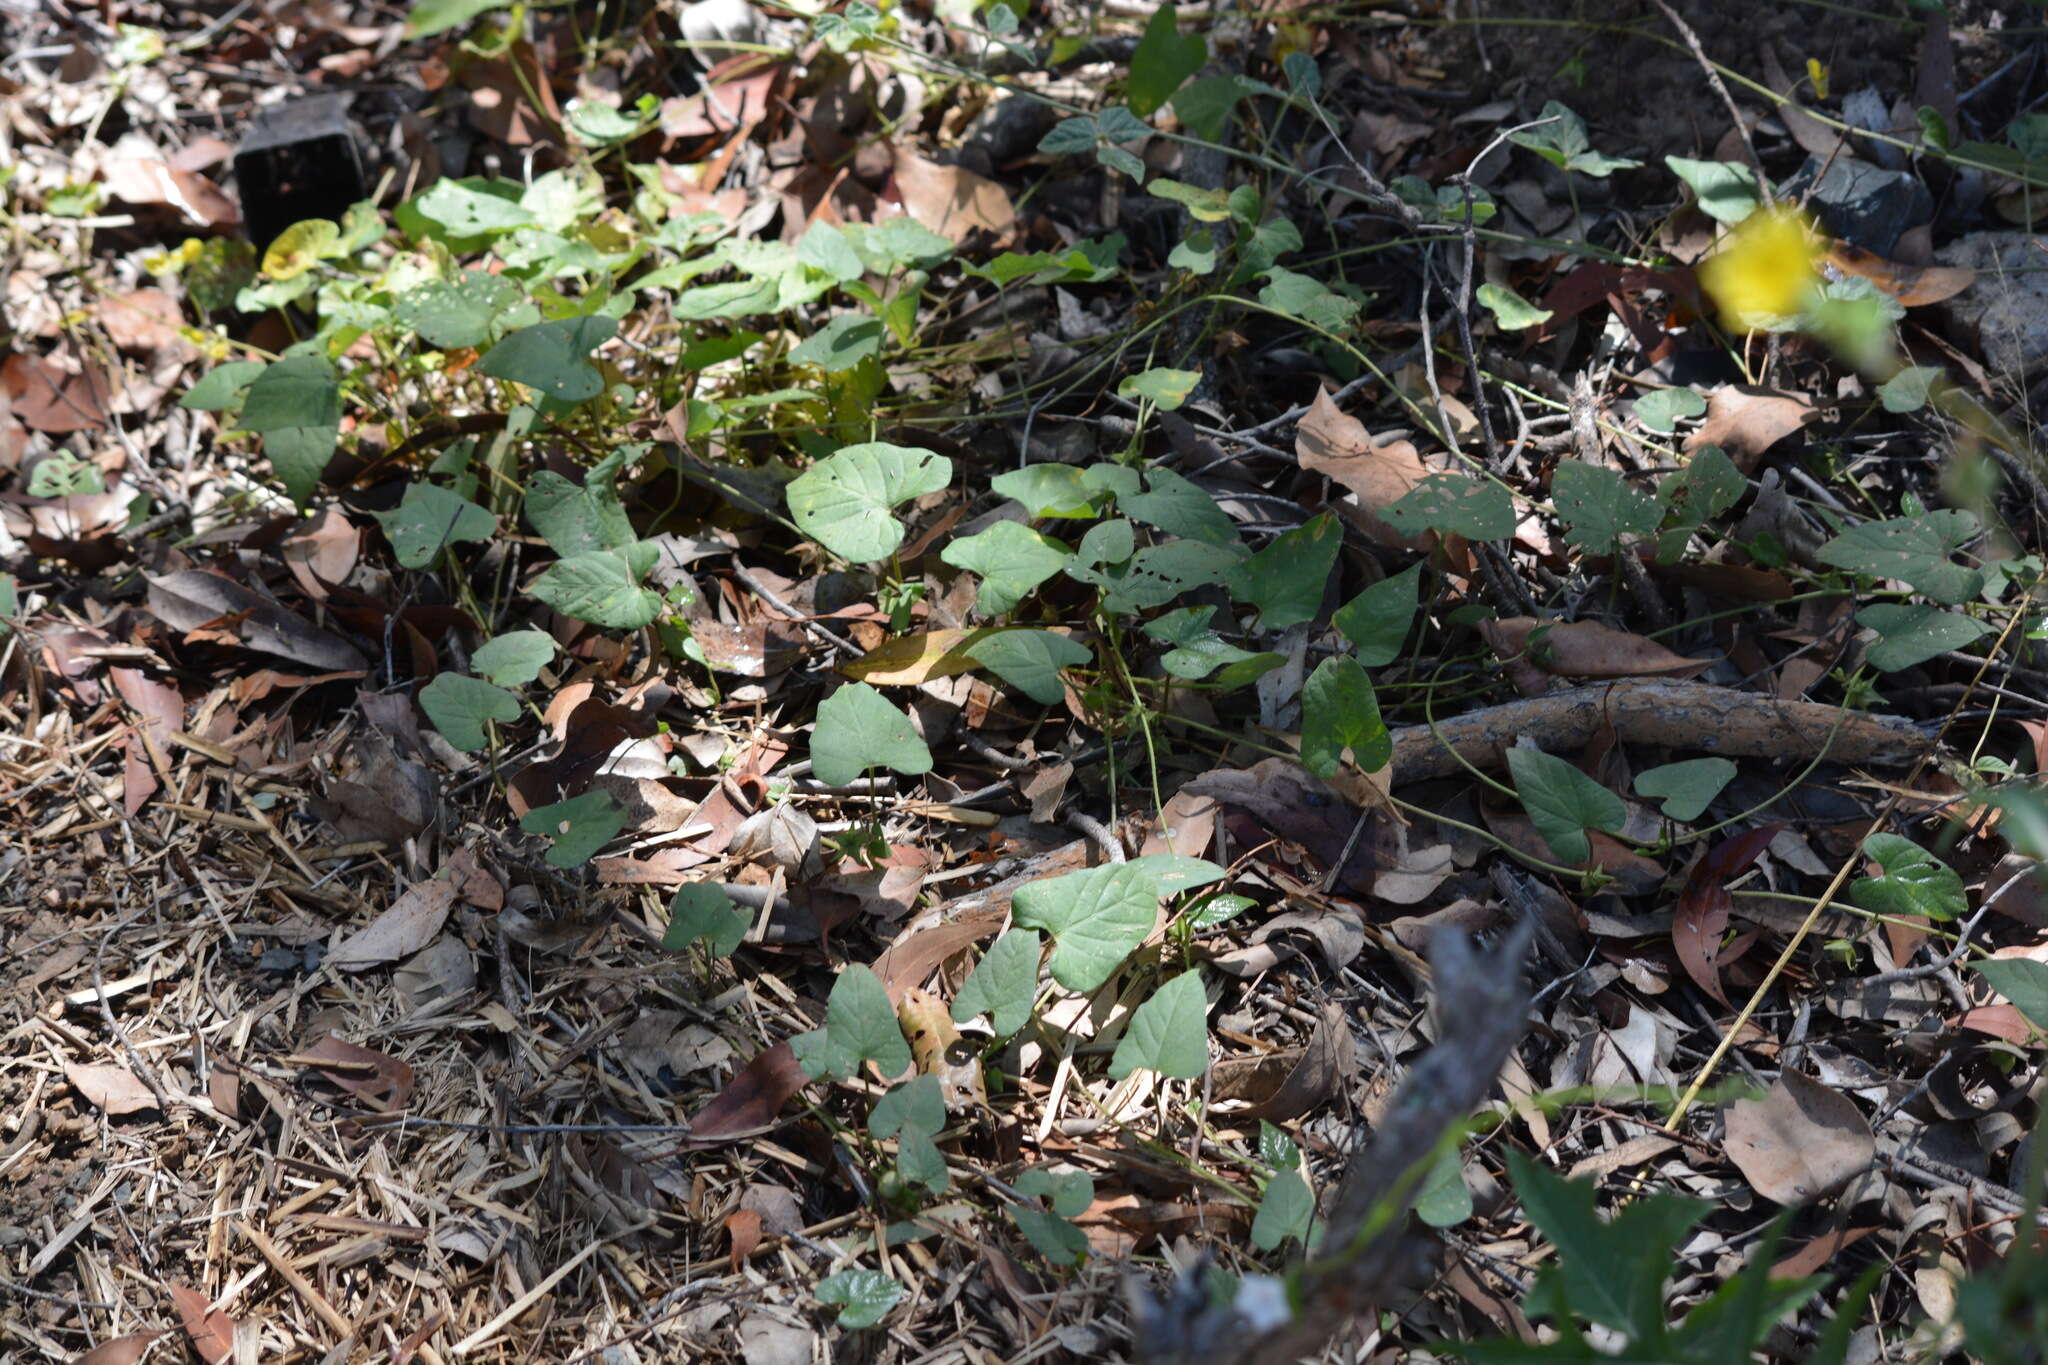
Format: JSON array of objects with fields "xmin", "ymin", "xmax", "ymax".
[{"xmin": 1934, "ymin": 231, "xmax": 2048, "ymax": 377}]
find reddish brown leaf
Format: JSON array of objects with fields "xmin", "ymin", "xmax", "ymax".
[
  {"xmin": 1, "ymin": 352, "xmax": 111, "ymax": 432},
  {"xmin": 1478, "ymin": 617, "xmax": 1713, "ymax": 681},
  {"xmin": 290, "ymin": 1034, "xmax": 416, "ymax": 1112},
  {"xmin": 1683, "ymin": 386, "xmax": 1817, "ymax": 472},
  {"xmin": 95, "ymin": 289, "xmax": 198, "ymax": 360},
  {"xmin": 1675, "ymin": 824, "xmax": 1783, "ymax": 1005},
  {"xmin": 685, "ymin": 1041, "xmax": 807, "ymax": 1145},
  {"xmin": 1824, "ymin": 242, "xmax": 1974, "ymax": 307},
  {"xmin": 167, "ymin": 1285, "xmax": 236, "ymax": 1365},
  {"xmin": 725, "ymin": 1207, "xmax": 764, "ymax": 1273},
  {"xmin": 71, "ymin": 1331, "xmax": 162, "ymax": 1365}
]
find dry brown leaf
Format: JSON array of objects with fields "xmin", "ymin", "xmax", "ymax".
[
  {"xmin": 1479, "ymin": 617, "xmax": 1714, "ymax": 681},
  {"xmin": 1824, "ymin": 242, "xmax": 1975, "ymax": 307},
  {"xmin": 101, "ymin": 158, "xmax": 238, "ymax": 227},
  {"xmin": 1237, "ymin": 1001, "xmax": 1355, "ymax": 1121},
  {"xmin": 145, "ymin": 570, "xmax": 368, "ymax": 673},
  {"xmin": 888, "ymin": 148, "xmax": 1015, "ymax": 244},
  {"xmin": 899, "ymin": 985, "xmax": 986, "ymax": 1111},
  {"xmin": 843, "ymin": 628, "xmax": 1000, "ymax": 686},
  {"xmin": 65, "ymin": 1062, "xmax": 159, "ymax": 1116},
  {"xmin": 685, "ymin": 1041, "xmax": 808, "ymax": 1145},
  {"xmin": 70, "ymin": 1332, "xmax": 162, "ymax": 1365},
  {"xmin": 291, "ymin": 1034, "xmax": 416, "ymax": 1111},
  {"xmin": 1, "ymin": 352, "xmax": 111, "ymax": 433},
  {"xmin": 95, "ymin": 289, "xmax": 198, "ymax": 360},
  {"xmin": 1683, "ymin": 386, "xmax": 1817, "ymax": 472},
  {"xmin": 725, "ymin": 1207, "xmax": 764, "ymax": 1273},
  {"xmin": 1724, "ymin": 1069, "xmax": 1875, "ymax": 1204},
  {"xmin": 167, "ymin": 1285, "xmax": 236, "ymax": 1365},
  {"xmin": 328, "ymin": 868, "xmax": 461, "ymax": 971},
  {"xmin": 1294, "ymin": 387, "xmax": 1429, "ymax": 548}
]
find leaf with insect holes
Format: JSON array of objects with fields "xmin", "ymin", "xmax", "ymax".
[
  {"xmin": 1553, "ymin": 462, "xmax": 1661, "ymax": 554},
  {"xmin": 396, "ymin": 270, "xmax": 533, "ymax": 348},
  {"xmin": 1635, "ymin": 386, "xmax": 1707, "ymax": 434},
  {"xmin": 1333, "ymin": 563, "xmax": 1422, "ymax": 666},
  {"xmin": 1301, "ymin": 655, "xmax": 1391, "ymax": 777},
  {"xmin": 525, "ymin": 470, "xmax": 635, "ymax": 556},
  {"xmin": 418, "ymin": 673, "xmax": 521, "ymax": 752},
  {"xmin": 1974, "ymin": 960, "xmax": 2048, "ymax": 1033},
  {"xmin": 1118, "ymin": 366, "xmax": 1201, "ymax": 410},
  {"xmin": 375, "ymin": 483, "xmax": 496, "ymax": 569},
  {"xmin": 1633, "ymin": 757, "xmax": 1736, "ymax": 821},
  {"xmin": 787, "ymin": 442, "xmax": 952, "ymax": 563},
  {"xmin": 815, "ymin": 1268, "xmax": 902, "ymax": 1330},
  {"xmin": 1384, "ymin": 473, "xmax": 1516, "ymax": 541},
  {"xmin": 791, "ymin": 965, "xmax": 911, "ymax": 1080},
  {"xmin": 518, "ymin": 790, "xmax": 625, "ymax": 868},
  {"xmin": 1507, "ymin": 748, "xmax": 1628, "ymax": 864},
  {"xmin": 1857, "ymin": 603, "xmax": 1990, "ymax": 671},
  {"xmin": 1127, "ymin": 4, "xmax": 1205, "ymax": 116},
  {"xmin": 662, "ymin": 883, "xmax": 750, "ymax": 956},
  {"xmin": 964, "ymin": 630, "xmax": 1090, "ymax": 705},
  {"xmin": 952, "ymin": 929, "xmax": 1040, "ymax": 1038},
  {"xmin": 180, "ymin": 360, "xmax": 265, "ymax": 411},
  {"xmin": 1817, "ymin": 510, "xmax": 1984, "ymax": 605},
  {"xmin": 810, "ymin": 682, "xmax": 932, "ymax": 786},
  {"xmin": 1851, "ymin": 833, "xmax": 1965, "ymax": 921},
  {"xmin": 1227, "ymin": 512, "xmax": 1342, "ymax": 628},
  {"xmin": 528, "ymin": 544, "xmax": 662, "ymax": 629},
  {"xmin": 1666, "ymin": 156, "xmax": 1762, "ymax": 224},
  {"xmin": 1109, "ymin": 970, "xmax": 1210, "ymax": 1078},
  {"xmin": 941, "ymin": 522, "xmax": 1072, "ymax": 616},
  {"xmin": 1416, "ymin": 1144, "xmax": 1473, "ymax": 1228},
  {"xmin": 468, "ymin": 630, "xmax": 555, "ymax": 687},
  {"xmin": 479, "ymin": 316, "xmax": 618, "ymax": 403},
  {"xmin": 1120, "ymin": 467, "xmax": 1240, "ymax": 546},
  {"xmin": 1251, "ymin": 1166, "xmax": 1314, "ymax": 1250},
  {"xmin": 1477, "ymin": 283, "xmax": 1552, "ymax": 330},
  {"xmin": 1511, "ymin": 100, "xmax": 1641, "ymax": 178}
]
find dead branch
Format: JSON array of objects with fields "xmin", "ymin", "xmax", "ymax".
[{"xmin": 1388, "ymin": 679, "xmax": 1932, "ymax": 783}]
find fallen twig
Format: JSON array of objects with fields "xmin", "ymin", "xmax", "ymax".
[{"xmin": 1388, "ymin": 679, "xmax": 1931, "ymax": 783}]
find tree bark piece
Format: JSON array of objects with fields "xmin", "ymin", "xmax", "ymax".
[{"xmin": 1388, "ymin": 679, "xmax": 1931, "ymax": 783}]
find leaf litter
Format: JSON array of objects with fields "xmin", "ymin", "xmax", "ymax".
[{"xmin": 4, "ymin": 1, "xmax": 2048, "ymax": 1363}]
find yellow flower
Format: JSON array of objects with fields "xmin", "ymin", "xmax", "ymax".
[{"xmin": 1698, "ymin": 207, "xmax": 1821, "ymax": 331}]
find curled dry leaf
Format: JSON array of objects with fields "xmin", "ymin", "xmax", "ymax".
[
  {"xmin": 900, "ymin": 985, "xmax": 986, "ymax": 1111},
  {"xmin": 1824, "ymin": 242, "xmax": 1974, "ymax": 307},
  {"xmin": 145, "ymin": 570, "xmax": 368, "ymax": 673},
  {"xmin": 725, "ymin": 1207, "xmax": 764, "ymax": 1273},
  {"xmin": 1682, "ymin": 386, "xmax": 1817, "ymax": 472},
  {"xmin": 1478, "ymin": 617, "xmax": 1714, "ymax": 681},
  {"xmin": 1294, "ymin": 387, "xmax": 1429, "ymax": 549},
  {"xmin": 1674, "ymin": 824, "xmax": 1782, "ymax": 1006},
  {"xmin": 685, "ymin": 1040, "xmax": 808, "ymax": 1146},
  {"xmin": 1724, "ymin": 1068, "xmax": 1875, "ymax": 1205},
  {"xmin": 1236, "ymin": 1001, "xmax": 1355, "ymax": 1121},
  {"xmin": 290, "ymin": 1034, "xmax": 415, "ymax": 1111},
  {"xmin": 65, "ymin": 1062, "xmax": 159, "ymax": 1116},
  {"xmin": 167, "ymin": 1285, "xmax": 236, "ymax": 1365}
]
